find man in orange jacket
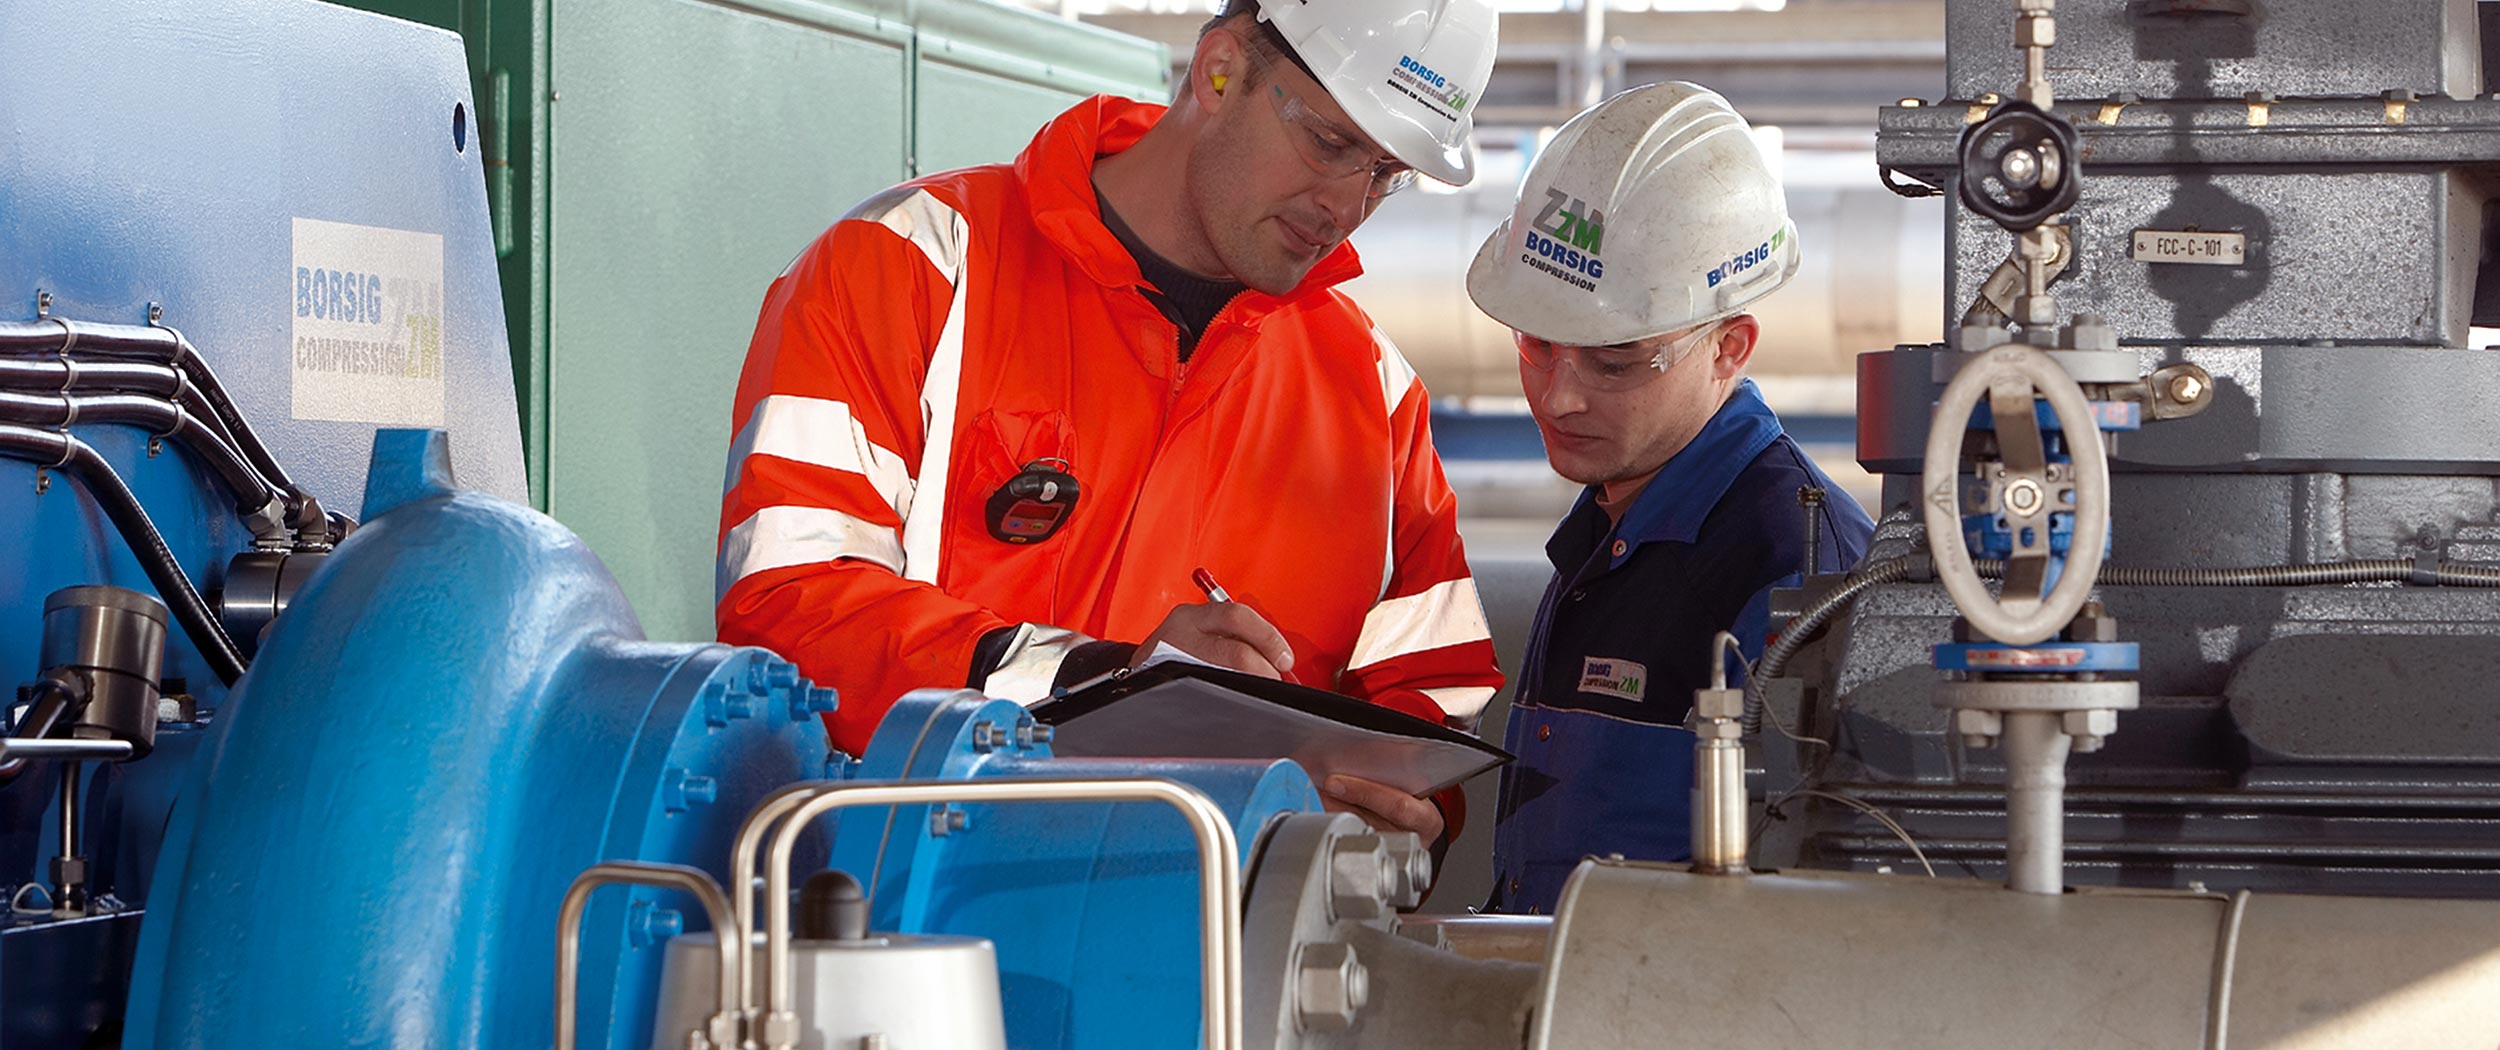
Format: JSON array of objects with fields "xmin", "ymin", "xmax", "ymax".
[{"xmin": 716, "ymin": 0, "xmax": 1502, "ymax": 844}]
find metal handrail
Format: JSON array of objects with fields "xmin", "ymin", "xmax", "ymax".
[
  {"xmin": 556, "ymin": 862, "xmax": 742, "ymax": 1050},
  {"xmin": 737, "ymin": 777, "xmax": 1242, "ymax": 1050}
]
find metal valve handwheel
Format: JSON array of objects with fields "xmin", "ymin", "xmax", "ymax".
[
  {"xmin": 1922, "ymin": 344, "xmax": 2112, "ymax": 646},
  {"xmin": 1957, "ymin": 101, "xmax": 2082, "ymax": 231}
]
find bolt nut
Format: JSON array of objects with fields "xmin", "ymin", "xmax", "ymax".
[
  {"xmin": 1328, "ymin": 835, "xmax": 1393, "ymax": 921},
  {"xmin": 970, "ymin": 720, "xmax": 1006, "ymax": 752},
  {"xmin": 1294, "ymin": 942, "xmax": 1370, "ymax": 1032},
  {"xmin": 1377, "ymin": 833, "xmax": 1434, "ymax": 910},
  {"xmin": 2014, "ymin": 12, "xmax": 2055, "ymax": 47},
  {"xmin": 2063, "ymin": 709, "xmax": 2119, "ymax": 750},
  {"xmin": 748, "ymin": 659, "xmax": 800, "ymax": 694},
  {"xmin": 2003, "ymin": 477, "xmax": 2046, "ymax": 516},
  {"xmin": 2000, "ymin": 147, "xmax": 2040, "ymax": 187},
  {"xmin": 930, "ymin": 806, "xmax": 969, "ymax": 836},
  {"xmin": 1955, "ymin": 709, "xmax": 2004, "ymax": 750},
  {"xmin": 791, "ymin": 685, "xmax": 838, "ymax": 721},
  {"xmin": 1015, "ymin": 721, "xmax": 1055, "ymax": 749},
  {"xmin": 1693, "ymin": 686, "xmax": 1744, "ymax": 722},
  {"xmin": 628, "ymin": 900, "xmax": 683, "ymax": 947},
  {"xmin": 2168, "ymin": 372, "xmax": 2206, "ymax": 403}
]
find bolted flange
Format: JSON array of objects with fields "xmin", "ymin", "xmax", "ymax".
[{"xmin": 1293, "ymin": 941, "xmax": 1370, "ymax": 1032}]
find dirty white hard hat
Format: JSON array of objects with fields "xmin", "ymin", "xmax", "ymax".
[
  {"xmin": 1466, "ymin": 82, "xmax": 1801, "ymax": 346},
  {"xmin": 1254, "ymin": 0, "xmax": 1499, "ymax": 186}
]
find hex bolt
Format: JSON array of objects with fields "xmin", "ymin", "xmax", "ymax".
[
  {"xmin": 663, "ymin": 768, "xmax": 717, "ymax": 813},
  {"xmin": 2169, "ymin": 372, "xmax": 2206, "ymax": 403},
  {"xmin": 629, "ymin": 900, "xmax": 683, "ymax": 947},
  {"xmin": 2063, "ymin": 709, "xmax": 2118, "ymax": 752},
  {"xmin": 929, "ymin": 806, "xmax": 969, "ymax": 837},
  {"xmin": 970, "ymin": 720, "xmax": 1005, "ymax": 753},
  {"xmin": 1015, "ymin": 720, "xmax": 1054, "ymax": 749},
  {"xmin": 1328, "ymin": 835, "xmax": 1393, "ymax": 921},
  {"xmin": 791, "ymin": 686, "xmax": 838, "ymax": 722},
  {"xmin": 2004, "ymin": 477, "xmax": 2046, "ymax": 517},
  {"xmin": 748, "ymin": 659, "xmax": 800, "ymax": 694},
  {"xmin": 1956, "ymin": 709, "xmax": 2004, "ymax": 750},
  {"xmin": 1293, "ymin": 942, "xmax": 1370, "ymax": 1032},
  {"xmin": 1377, "ymin": 834, "xmax": 1434, "ymax": 910}
]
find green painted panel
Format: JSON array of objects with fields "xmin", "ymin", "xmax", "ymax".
[
  {"xmin": 547, "ymin": 0, "xmax": 911, "ymax": 641},
  {"xmin": 913, "ymin": 0, "xmax": 1169, "ymax": 174}
]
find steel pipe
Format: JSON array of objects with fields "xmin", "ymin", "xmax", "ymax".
[
  {"xmin": 741, "ymin": 778, "xmax": 1242, "ymax": 1050},
  {"xmin": 1999, "ymin": 710, "xmax": 2071, "ymax": 894},
  {"xmin": 555, "ymin": 862, "xmax": 741, "ymax": 1050}
]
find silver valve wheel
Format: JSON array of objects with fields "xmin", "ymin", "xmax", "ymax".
[{"xmin": 1921, "ymin": 343, "xmax": 2112, "ymax": 646}]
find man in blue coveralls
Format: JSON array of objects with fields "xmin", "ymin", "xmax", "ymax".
[{"xmin": 1462, "ymin": 82, "xmax": 1877, "ymax": 913}]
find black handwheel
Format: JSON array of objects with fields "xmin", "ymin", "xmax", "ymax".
[{"xmin": 1956, "ymin": 101, "xmax": 2081, "ymax": 231}]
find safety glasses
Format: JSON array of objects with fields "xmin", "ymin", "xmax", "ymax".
[
  {"xmin": 1516, "ymin": 324, "xmax": 1719, "ymax": 393},
  {"xmin": 1263, "ymin": 82, "xmax": 1418, "ymax": 200}
]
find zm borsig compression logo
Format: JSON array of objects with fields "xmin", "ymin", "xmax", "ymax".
[
  {"xmin": 1706, "ymin": 228, "xmax": 1787, "ymax": 288},
  {"xmin": 1388, "ymin": 54, "xmax": 1472, "ymax": 120},
  {"xmin": 1519, "ymin": 189, "xmax": 1606, "ymax": 292}
]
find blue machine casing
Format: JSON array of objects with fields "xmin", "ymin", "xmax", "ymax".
[
  {"xmin": 2, "ymin": 0, "xmax": 529, "ymax": 1038},
  {"xmin": 831, "ymin": 692, "xmax": 1322, "ymax": 1050},
  {"xmin": 125, "ymin": 431, "xmax": 835, "ymax": 1048}
]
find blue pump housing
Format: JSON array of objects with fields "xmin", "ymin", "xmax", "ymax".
[
  {"xmin": 832, "ymin": 693, "xmax": 1320, "ymax": 1050},
  {"xmin": 124, "ymin": 432, "xmax": 833, "ymax": 1048}
]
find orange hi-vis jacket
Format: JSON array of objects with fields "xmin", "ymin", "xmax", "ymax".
[{"xmin": 715, "ymin": 96, "xmax": 1502, "ymax": 790}]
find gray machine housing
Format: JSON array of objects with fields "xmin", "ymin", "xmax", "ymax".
[{"xmin": 1760, "ymin": 0, "xmax": 2500, "ymax": 896}]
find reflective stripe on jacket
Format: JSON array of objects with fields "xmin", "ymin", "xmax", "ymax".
[{"xmin": 714, "ymin": 96, "xmax": 1503, "ymax": 780}]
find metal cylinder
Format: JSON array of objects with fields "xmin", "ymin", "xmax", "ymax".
[
  {"xmin": 1534, "ymin": 862, "xmax": 2500, "ymax": 1049},
  {"xmin": 1999, "ymin": 710, "xmax": 2071, "ymax": 894},
  {"xmin": 650, "ymin": 931, "xmax": 1006, "ymax": 1050},
  {"xmin": 40, "ymin": 585, "xmax": 168, "ymax": 758},
  {"xmin": 1689, "ymin": 737, "xmax": 1750, "ymax": 875},
  {"xmin": 217, "ymin": 550, "xmax": 327, "ymax": 658}
]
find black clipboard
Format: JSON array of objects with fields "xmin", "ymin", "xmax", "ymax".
[{"xmin": 1027, "ymin": 662, "xmax": 1513, "ymax": 796}]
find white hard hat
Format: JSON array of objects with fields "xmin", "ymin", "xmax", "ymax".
[
  {"xmin": 1466, "ymin": 82, "xmax": 1800, "ymax": 347},
  {"xmin": 1254, "ymin": 0, "xmax": 1498, "ymax": 186}
]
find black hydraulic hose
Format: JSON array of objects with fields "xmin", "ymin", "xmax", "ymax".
[
  {"xmin": 1972, "ymin": 558, "xmax": 2500, "ymax": 587},
  {"xmin": 32, "ymin": 321, "xmax": 301, "ymax": 493},
  {"xmin": 1743, "ymin": 555, "xmax": 1919, "ymax": 734},
  {"xmin": 0, "ymin": 425, "xmax": 247, "ymax": 686},
  {"xmin": 0, "ymin": 357, "xmax": 184, "ymax": 397},
  {"xmin": 0, "ymin": 391, "xmax": 281, "ymax": 520},
  {"xmin": 2, "ymin": 319, "xmax": 335, "ymax": 540},
  {"xmin": 0, "ymin": 675, "xmax": 81, "ymax": 786}
]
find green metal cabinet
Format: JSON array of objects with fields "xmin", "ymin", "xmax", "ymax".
[{"xmin": 336, "ymin": 0, "xmax": 1167, "ymax": 641}]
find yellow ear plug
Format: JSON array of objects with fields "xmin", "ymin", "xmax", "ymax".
[{"xmin": 1210, "ymin": 73, "xmax": 1229, "ymax": 93}]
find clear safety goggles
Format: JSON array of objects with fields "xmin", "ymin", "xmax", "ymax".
[
  {"xmin": 1264, "ymin": 82, "xmax": 1418, "ymax": 200},
  {"xmin": 1515, "ymin": 323, "xmax": 1719, "ymax": 394}
]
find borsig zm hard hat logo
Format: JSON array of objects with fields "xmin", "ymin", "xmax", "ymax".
[
  {"xmin": 1388, "ymin": 54, "xmax": 1472, "ymax": 120},
  {"xmin": 1518, "ymin": 189, "xmax": 1606, "ymax": 292},
  {"xmin": 1706, "ymin": 228, "xmax": 1786, "ymax": 288}
]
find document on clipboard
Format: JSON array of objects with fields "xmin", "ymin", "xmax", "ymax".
[{"xmin": 1025, "ymin": 649, "xmax": 1512, "ymax": 796}]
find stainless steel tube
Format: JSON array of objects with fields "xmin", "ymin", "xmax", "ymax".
[
  {"xmin": 747, "ymin": 778, "xmax": 1241, "ymax": 1050},
  {"xmin": 2000, "ymin": 711, "xmax": 2071, "ymax": 894},
  {"xmin": 0, "ymin": 738, "xmax": 133, "ymax": 760},
  {"xmin": 1690, "ymin": 737, "xmax": 1750, "ymax": 875},
  {"xmin": 555, "ymin": 861, "xmax": 741, "ymax": 1050}
]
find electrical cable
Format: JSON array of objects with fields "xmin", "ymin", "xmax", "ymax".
[
  {"xmin": 1771, "ymin": 787, "xmax": 1937, "ymax": 877},
  {"xmin": 1973, "ymin": 557, "xmax": 2500, "ymax": 587},
  {"xmin": 0, "ymin": 425, "xmax": 247, "ymax": 686},
  {"xmin": 1743, "ymin": 555, "xmax": 1918, "ymax": 733}
]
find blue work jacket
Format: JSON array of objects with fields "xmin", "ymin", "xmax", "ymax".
[{"xmin": 1488, "ymin": 380, "xmax": 1874, "ymax": 914}]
